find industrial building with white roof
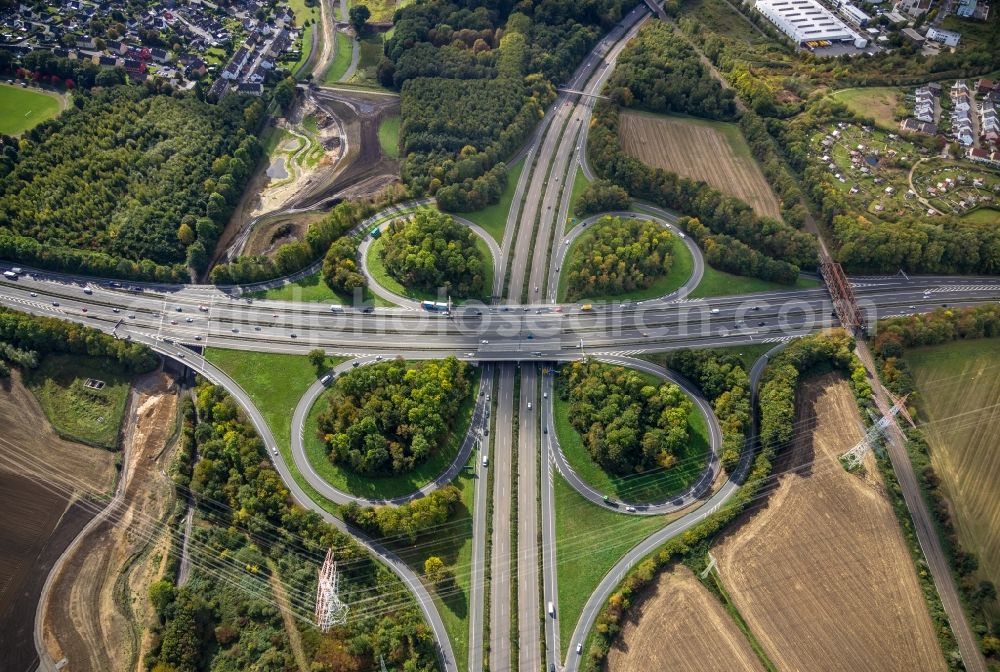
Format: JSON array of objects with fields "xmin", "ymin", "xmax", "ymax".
[{"xmin": 754, "ymin": 0, "xmax": 866, "ymax": 46}]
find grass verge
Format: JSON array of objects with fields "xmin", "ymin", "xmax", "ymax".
[
  {"xmin": 690, "ymin": 266, "xmax": 820, "ymax": 299},
  {"xmin": 553, "ymin": 471, "xmax": 667, "ymax": 657}
]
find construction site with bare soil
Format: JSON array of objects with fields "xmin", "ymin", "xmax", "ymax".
[
  {"xmin": 711, "ymin": 372, "xmax": 946, "ymax": 672},
  {"xmin": 39, "ymin": 371, "xmax": 181, "ymax": 672},
  {"xmin": 606, "ymin": 565, "xmax": 766, "ymax": 672},
  {"xmin": 0, "ymin": 371, "xmax": 118, "ymax": 672},
  {"xmin": 215, "ymin": 87, "xmax": 401, "ymax": 265}
]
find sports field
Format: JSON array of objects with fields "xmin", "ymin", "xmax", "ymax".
[
  {"xmin": 907, "ymin": 338, "xmax": 1000, "ymax": 601},
  {"xmin": 0, "ymin": 83, "xmax": 62, "ymax": 135},
  {"xmin": 619, "ymin": 110, "xmax": 781, "ymax": 220}
]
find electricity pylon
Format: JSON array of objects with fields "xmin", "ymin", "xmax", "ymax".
[
  {"xmin": 315, "ymin": 548, "xmax": 349, "ymax": 632},
  {"xmin": 841, "ymin": 394, "xmax": 912, "ymax": 470}
]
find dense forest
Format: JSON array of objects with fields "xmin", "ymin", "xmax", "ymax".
[
  {"xmin": 384, "ymin": 0, "xmax": 631, "ymax": 209},
  {"xmin": 0, "ymin": 307, "xmax": 157, "ymax": 374},
  {"xmin": 663, "ymin": 348, "xmax": 752, "ymax": 471},
  {"xmin": 318, "ymin": 357, "xmax": 472, "ymax": 475},
  {"xmin": 564, "ymin": 216, "xmax": 674, "ymax": 300},
  {"xmin": 558, "ymin": 361, "xmax": 693, "ymax": 475},
  {"xmin": 573, "ymin": 178, "xmax": 630, "ymax": 216},
  {"xmin": 343, "ymin": 486, "xmax": 462, "ymax": 543},
  {"xmin": 0, "ymin": 86, "xmax": 262, "ymax": 279},
  {"xmin": 322, "ymin": 236, "xmax": 366, "ymax": 295},
  {"xmin": 379, "ymin": 209, "xmax": 487, "ymax": 297},
  {"xmin": 605, "ymin": 21, "xmax": 737, "ymax": 121},
  {"xmin": 151, "ymin": 382, "xmax": 440, "ymax": 671}
]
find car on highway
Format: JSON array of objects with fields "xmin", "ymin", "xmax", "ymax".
[
  {"xmin": 186, "ymin": 317, "xmax": 194, "ymax": 322},
  {"xmin": 543, "ymin": 392, "xmax": 548, "ymax": 398},
  {"xmin": 231, "ymin": 327, "xmax": 239, "ymax": 333},
  {"xmin": 272, "ymin": 447, "xmax": 278, "ymax": 456},
  {"xmin": 81, "ymin": 307, "xmax": 88, "ymax": 313},
  {"xmin": 758, "ymin": 321, "xmax": 766, "ymax": 326},
  {"xmin": 486, "ymin": 394, "xmax": 491, "ymax": 401},
  {"xmin": 576, "ymin": 643, "xmax": 583, "ymax": 654},
  {"xmin": 481, "ymin": 339, "xmax": 489, "ymax": 344},
  {"xmin": 170, "ymin": 320, "xmax": 178, "ymax": 325},
  {"xmin": 199, "ymin": 305, "xmax": 209, "ymax": 312},
  {"xmin": 112, "ymin": 308, "xmax": 120, "ymax": 313},
  {"xmin": 527, "ymin": 401, "xmax": 532, "ymax": 410},
  {"xmin": 128, "ymin": 314, "xmax": 135, "ymax": 319},
  {"xmin": 30, "ymin": 292, "xmax": 36, "ymax": 297},
  {"xmin": 625, "ymin": 505, "xmax": 637, "ymax": 513},
  {"xmin": 710, "ymin": 308, "xmax": 720, "ymax": 314},
  {"xmin": 321, "ymin": 374, "xmax": 333, "ymax": 385},
  {"xmin": 482, "ymin": 455, "xmax": 488, "ymax": 467},
  {"xmin": 175, "ymin": 306, "xmax": 182, "ymax": 312},
  {"xmin": 290, "ymin": 333, "xmax": 297, "ymax": 338},
  {"xmin": 352, "ymin": 361, "xmax": 360, "ymax": 367},
  {"xmin": 51, "ymin": 301, "xmax": 59, "ymax": 306},
  {"xmin": 194, "ymin": 335, "xmax": 202, "ymax": 341},
  {"xmin": 2, "ymin": 270, "xmax": 17, "ymax": 279},
  {"xmin": 83, "ymin": 287, "xmax": 93, "ymax": 294}
]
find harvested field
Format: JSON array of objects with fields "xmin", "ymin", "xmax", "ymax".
[
  {"xmin": 619, "ymin": 110, "xmax": 781, "ymax": 220},
  {"xmin": 713, "ymin": 373, "xmax": 945, "ymax": 672},
  {"xmin": 606, "ymin": 565, "xmax": 765, "ymax": 672},
  {"xmin": 907, "ymin": 338, "xmax": 1000, "ymax": 605},
  {"xmin": 0, "ymin": 370, "xmax": 117, "ymax": 672},
  {"xmin": 41, "ymin": 372, "xmax": 180, "ymax": 672}
]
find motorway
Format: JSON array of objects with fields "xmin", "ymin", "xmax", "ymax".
[
  {"xmin": 516, "ymin": 365, "xmax": 541, "ymax": 670},
  {"xmin": 489, "ymin": 366, "xmax": 516, "ymax": 671}
]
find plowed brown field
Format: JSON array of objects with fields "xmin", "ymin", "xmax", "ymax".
[
  {"xmin": 619, "ymin": 111, "xmax": 782, "ymax": 220},
  {"xmin": 713, "ymin": 373, "xmax": 945, "ymax": 672},
  {"xmin": 606, "ymin": 565, "xmax": 765, "ymax": 672},
  {"xmin": 0, "ymin": 371, "xmax": 116, "ymax": 672}
]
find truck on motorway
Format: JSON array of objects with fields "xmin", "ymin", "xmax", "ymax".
[
  {"xmin": 421, "ymin": 300, "xmax": 450, "ymax": 313},
  {"xmin": 3, "ymin": 270, "xmax": 17, "ymax": 279}
]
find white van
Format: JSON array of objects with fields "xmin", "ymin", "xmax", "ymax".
[
  {"xmin": 482, "ymin": 455, "xmax": 488, "ymax": 468},
  {"xmin": 548, "ymin": 601, "xmax": 555, "ymax": 617},
  {"xmin": 330, "ymin": 304, "xmax": 343, "ymax": 312},
  {"xmin": 2, "ymin": 270, "xmax": 17, "ymax": 279}
]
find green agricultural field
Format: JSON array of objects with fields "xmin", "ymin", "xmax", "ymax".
[
  {"xmin": 553, "ymin": 369, "xmax": 710, "ymax": 504},
  {"xmin": 378, "ymin": 114, "xmax": 401, "ymax": 158},
  {"xmin": 557, "ymin": 225, "xmax": 694, "ymax": 303},
  {"xmin": 0, "ymin": 83, "xmax": 62, "ymax": 135},
  {"xmin": 907, "ymin": 338, "xmax": 1000, "ymax": 607},
  {"xmin": 690, "ymin": 266, "xmax": 820, "ymax": 298},
  {"xmin": 554, "ymin": 471, "xmax": 667, "ymax": 657},
  {"xmin": 829, "ymin": 87, "xmax": 904, "ymax": 129},
  {"xmin": 460, "ymin": 157, "xmax": 525, "ymax": 244},
  {"xmin": 302, "ymin": 367, "xmax": 478, "ymax": 499},
  {"xmin": 367, "ymin": 233, "xmax": 494, "ymax": 303},
  {"xmin": 25, "ymin": 354, "xmax": 131, "ymax": 449}
]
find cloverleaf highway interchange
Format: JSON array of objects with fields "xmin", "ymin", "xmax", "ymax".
[{"xmin": 1, "ymin": 0, "xmax": 999, "ymax": 671}]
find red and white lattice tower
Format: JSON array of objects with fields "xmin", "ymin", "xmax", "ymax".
[{"xmin": 315, "ymin": 548, "xmax": 348, "ymax": 632}]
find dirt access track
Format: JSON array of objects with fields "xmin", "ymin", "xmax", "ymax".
[
  {"xmin": 0, "ymin": 371, "xmax": 117, "ymax": 672},
  {"xmin": 607, "ymin": 565, "xmax": 766, "ymax": 672},
  {"xmin": 41, "ymin": 372, "xmax": 180, "ymax": 672},
  {"xmin": 713, "ymin": 373, "xmax": 945, "ymax": 672}
]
